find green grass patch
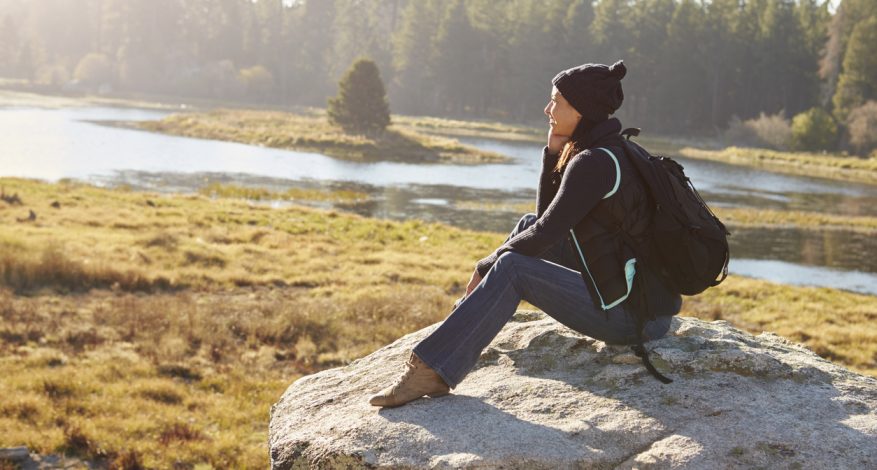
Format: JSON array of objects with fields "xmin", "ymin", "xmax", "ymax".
[
  {"xmin": 136, "ymin": 109, "xmax": 511, "ymax": 164},
  {"xmin": 199, "ymin": 182, "xmax": 369, "ymax": 203},
  {"xmin": 455, "ymin": 200, "xmax": 877, "ymax": 234},
  {"xmin": 713, "ymin": 207, "xmax": 877, "ymax": 234},
  {"xmin": 391, "ymin": 114, "xmax": 543, "ymax": 143}
]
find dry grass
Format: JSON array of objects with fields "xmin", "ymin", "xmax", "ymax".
[
  {"xmin": 680, "ymin": 146, "xmax": 877, "ymax": 185},
  {"xmin": 712, "ymin": 207, "xmax": 877, "ymax": 234},
  {"xmin": 198, "ymin": 182, "xmax": 369, "ymax": 204},
  {"xmin": 391, "ymin": 114, "xmax": 543, "ymax": 143},
  {"xmin": 0, "ymin": 176, "xmax": 494, "ymax": 467},
  {"xmin": 1, "ymin": 176, "xmax": 875, "ymax": 467},
  {"xmin": 136, "ymin": 109, "xmax": 510, "ymax": 164},
  {"xmin": 455, "ymin": 200, "xmax": 877, "ymax": 234}
]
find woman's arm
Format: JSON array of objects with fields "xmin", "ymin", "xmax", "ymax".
[
  {"xmin": 537, "ymin": 146, "xmax": 561, "ymax": 218},
  {"xmin": 474, "ymin": 149, "xmax": 616, "ymax": 278}
]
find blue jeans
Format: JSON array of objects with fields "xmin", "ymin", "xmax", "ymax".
[{"xmin": 412, "ymin": 212, "xmax": 680, "ymax": 389}]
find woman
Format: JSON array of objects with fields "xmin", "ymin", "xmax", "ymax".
[{"xmin": 369, "ymin": 60, "xmax": 682, "ymax": 408}]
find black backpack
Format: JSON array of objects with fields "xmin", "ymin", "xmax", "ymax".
[
  {"xmin": 619, "ymin": 127, "xmax": 730, "ymax": 296},
  {"xmin": 613, "ymin": 128, "xmax": 731, "ymax": 384}
]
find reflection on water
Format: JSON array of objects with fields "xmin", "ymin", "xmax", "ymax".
[
  {"xmin": 1, "ymin": 105, "xmax": 876, "ymax": 294},
  {"xmin": 728, "ymin": 227, "xmax": 877, "ymax": 274}
]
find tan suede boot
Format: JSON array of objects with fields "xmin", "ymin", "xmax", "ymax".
[{"xmin": 368, "ymin": 351, "xmax": 450, "ymax": 407}]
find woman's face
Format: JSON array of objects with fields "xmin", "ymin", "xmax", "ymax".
[{"xmin": 544, "ymin": 86, "xmax": 582, "ymax": 136}]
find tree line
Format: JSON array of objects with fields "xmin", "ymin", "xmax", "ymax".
[{"xmin": 0, "ymin": 0, "xmax": 874, "ymax": 153}]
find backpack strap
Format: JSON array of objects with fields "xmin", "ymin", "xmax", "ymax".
[
  {"xmin": 594, "ymin": 147, "xmax": 621, "ymax": 199},
  {"xmin": 630, "ymin": 272, "xmax": 673, "ymax": 384},
  {"xmin": 631, "ymin": 323, "xmax": 673, "ymax": 384}
]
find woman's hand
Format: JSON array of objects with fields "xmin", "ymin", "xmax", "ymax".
[
  {"xmin": 547, "ymin": 127, "xmax": 572, "ymax": 154},
  {"xmin": 453, "ymin": 269, "xmax": 483, "ymax": 309},
  {"xmin": 466, "ymin": 269, "xmax": 482, "ymax": 296}
]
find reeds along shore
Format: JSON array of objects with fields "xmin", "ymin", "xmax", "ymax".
[
  {"xmin": 137, "ymin": 109, "xmax": 513, "ymax": 165},
  {"xmin": 0, "ymin": 177, "xmax": 876, "ymax": 468}
]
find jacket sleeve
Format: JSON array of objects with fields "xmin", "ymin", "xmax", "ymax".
[
  {"xmin": 474, "ymin": 148, "xmax": 616, "ymax": 278},
  {"xmin": 537, "ymin": 146, "xmax": 561, "ymax": 218}
]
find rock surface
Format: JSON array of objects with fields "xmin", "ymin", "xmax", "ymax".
[{"xmin": 269, "ymin": 312, "xmax": 877, "ymax": 469}]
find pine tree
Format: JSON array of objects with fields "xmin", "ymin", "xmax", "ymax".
[
  {"xmin": 391, "ymin": 0, "xmax": 441, "ymax": 114},
  {"xmin": 432, "ymin": 0, "xmax": 482, "ymax": 115},
  {"xmin": 833, "ymin": 15, "xmax": 877, "ymax": 122},
  {"xmin": 327, "ymin": 57, "xmax": 391, "ymax": 134},
  {"xmin": 0, "ymin": 15, "xmax": 19, "ymax": 77}
]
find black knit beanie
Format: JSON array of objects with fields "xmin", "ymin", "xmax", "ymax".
[{"xmin": 551, "ymin": 60, "xmax": 626, "ymax": 122}]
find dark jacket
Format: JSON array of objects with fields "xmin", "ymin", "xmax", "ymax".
[{"xmin": 475, "ymin": 117, "xmax": 680, "ymax": 317}]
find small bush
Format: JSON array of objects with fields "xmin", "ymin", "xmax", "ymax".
[
  {"xmin": 157, "ymin": 363, "xmax": 202, "ymax": 381},
  {"xmin": 158, "ymin": 422, "xmax": 203, "ymax": 445},
  {"xmin": 723, "ymin": 112, "xmax": 791, "ymax": 150},
  {"xmin": 62, "ymin": 424, "xmax": 107, "ymax": 459},
  {"xmin": 847, "ymin": 101, "xmax": 877, "ymax": 156},
  {"xmin": 74, "ymin": 53, "xmax": 113, "ymax": 86},
  {"xmin": 137, "ymin": 383, "xmax": 184, "ymax": 404},
  {"xmin": 110, "ymin": 450, "xmax": 145, "ymax": 470},
  {"xmin": 35, "ymin": 64, "xmax": 70, "ymax": 87},
  {"xmin": 42, "ymin": 377, "xmax": 78, "ymax": 400},
  {"xmin": 237, "ymin": 65, "xmax": 274, "ymax": 101},
  {"xmin": 791, "ymin": 107, "xmax": 838, "ymax": 151}
]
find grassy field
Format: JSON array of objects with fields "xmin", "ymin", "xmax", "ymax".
[
  {"xmin": 1, "ymin": 177, "xmax": 876, "ymax": 468},
  {"xmin": 135, "ymin": 109, "xmax": 511, "ymax": 165}
]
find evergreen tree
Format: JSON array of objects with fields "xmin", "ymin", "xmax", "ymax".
[
  {"xmin": 290, "ymin": 0, "xmax": 336, "ymax": 105},
  {"xmin": 624, "ymin": 0, "xmax": 675, "ymax": 126},
  {"xmin": 0, "ymin": 15, "xmax": 19, "ymax": 77},
  {"xmin": 820, "ymin": 0, "xmax": 877, "ymax": 108},
  {"xmin": 391, "ymin": 0, "xmax": 442, "ymax": 114},
  {"xmin": 833, "ymin": 15, "xmax": 877, "ymax": 121},
  {"xmin": 757, "ymin": 0, "xmax": 817, "ymax": 116},
  {"xmin": 432, "ymin": 0, "xmax": 482, "ymax": 115},
  {"xmin": 327, "ymin": 58, "xmax": 391, "ymax": 134},
  {"xmin": 590, "ymin": 0, "xmax": 632, "ymax": 63},
  {"xmin": 655, "ymin": 0, "xmax": 707, "ymax": 131},
  {"xmin": 790, "ymin": 107, "xmax": 838, "ymax": 151}
]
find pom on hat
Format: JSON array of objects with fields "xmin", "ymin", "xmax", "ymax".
[{"xmin": 609, "ymin": 60, "xmax": 626, "ymax": 80}]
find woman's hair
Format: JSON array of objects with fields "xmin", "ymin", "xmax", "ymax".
[
  {"xmin": 553, "ymin": 141, "xmax": 579, "ymax": 173},
  {"xmin": 552, "ymin": 116, "xmax": 600, "ymax": 173}
]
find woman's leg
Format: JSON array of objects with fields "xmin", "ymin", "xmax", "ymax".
[
  {"xmin": 413, "ymin": 250, "xmax": 674, "ymax": 389},
  {"xmin": 498, "ymin": 212, "xmax": 578, "ymax": 270}
]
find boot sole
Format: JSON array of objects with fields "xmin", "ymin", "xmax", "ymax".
[{"xmin": 427, "ymin": 389, "xmax": 450, "ymax": 398}]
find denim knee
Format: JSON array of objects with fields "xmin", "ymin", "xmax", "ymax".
[
  {"xmin": 516, "ymin": 212, "xmax": 537, "ymax": 231},
  {"xmin": 493, "ymin": 251, "xmax": 521, "ymax": 271}
]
